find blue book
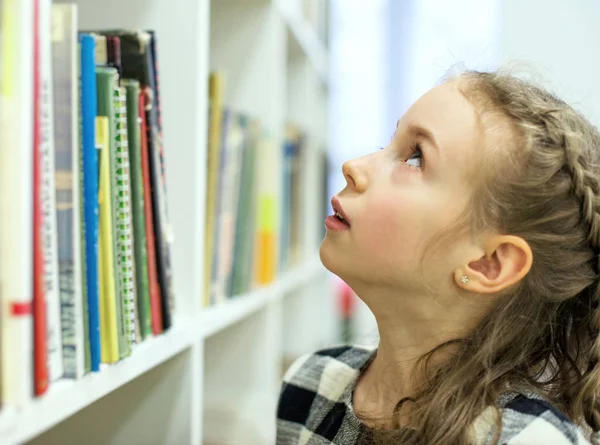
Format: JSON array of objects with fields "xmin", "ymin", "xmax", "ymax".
[
  {"xmin": 280, "ymin": 139, "xmax": 294, "ymax": 270},
  {"xmin": 80, "ymin": 34, "xmax": 101, "ymax": 371}
]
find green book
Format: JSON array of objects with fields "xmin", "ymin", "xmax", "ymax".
[
  {"xmin": 96, "ymin": 67, "xmax": 128, "ymax": 359},
  {"xmin": 114, "ymin": 84, "xmax": 137, "ymax": 353},
  {"xmin": 230, "ymin": 118, "xmax": 258, "ymax": 296},
  {"xmin": 122, "ymin": 78, "xmax": 151, "ymax": 340}
]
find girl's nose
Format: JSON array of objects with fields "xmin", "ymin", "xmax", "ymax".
[{"xmin": 342, "ymin": 158, "xmax": 368, "ymax": 193}]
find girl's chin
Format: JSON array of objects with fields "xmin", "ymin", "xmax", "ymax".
[{"xmin": 319, "ymin": 241, "xmax": 357, "ymax": 281}]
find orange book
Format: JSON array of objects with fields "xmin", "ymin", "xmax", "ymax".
[{"xmin": 255, "ymin": 137, "xmax": 278, "ymax": 285}]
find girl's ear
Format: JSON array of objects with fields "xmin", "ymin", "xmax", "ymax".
[{"xmin": 454, "ymin": 235, "xmax": 533, "ymax": 294}]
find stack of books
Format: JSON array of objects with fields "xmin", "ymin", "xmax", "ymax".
[
  {"xmin": 0, "ymin": 0, "xmax": 175, "ymax": 407},
  {"xmin": 204, "ymin": 73, "xmax": 319, "ymax": 307}
]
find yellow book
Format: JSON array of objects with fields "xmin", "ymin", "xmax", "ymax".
[
  {"xmin": 96, "ymin": 116, "xmax": 119, "ymax": 363},
  {"xmin": 204, "ymin": 72, "xmax": 224, "ymax": 306},
  {"xmin": 255, "ymin": 136, "xmax": 278, "ymax": 285}
]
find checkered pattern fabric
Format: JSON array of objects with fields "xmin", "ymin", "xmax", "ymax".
[{"xmin": 276, "ymin": 345, "xmax": 595, "ymax": 445}]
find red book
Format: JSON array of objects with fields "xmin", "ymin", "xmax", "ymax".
[
  {"xmin": 139, "ymin": 90, "xmax": 163, "ymax": 335},
  {"xmin": 32, "ymin": 0, "xmax": 49, "ymax": 396}
]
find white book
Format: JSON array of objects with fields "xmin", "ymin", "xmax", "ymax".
[
  {"xmin": 0, "ymin": 0, "xmax": 34, "ymax": 406},
  {"xmin": 51, "ymin": 3, "xmax": 84, "ymax": 379},
  {"xmin": 40, "ymin": 0, "xmax": 63, "ymax": 381}
]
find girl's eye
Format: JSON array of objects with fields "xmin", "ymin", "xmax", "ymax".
[{"xmin": 405, "ymin": 143, "xmax": 423, "ymax": 168}]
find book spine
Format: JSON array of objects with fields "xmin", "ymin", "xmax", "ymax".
[
  {"xmin": 106, "ymin": 36, "xmax": 122, "ymax": 77},
  {"xmin": 217, "ymin": 114, "xmax": 244, "ymax": 300},
  {"xmin": 210, "ymin": 109, "xmax": 230, "ymax": 303},
  {"xmin": 255, "ymin": 136, "xmax": 278, "ymax": 285},
  {"xmin": 96, "ymin": 114, "xmax": 119, "ymax": 364},
  {"xmin": 206, "ymin": 73, "xmax": 224, "ymax": 306},
  {"xmin": 280, "ymin": 138, "xmax": 293, "ymax": 270},
  {"xmin": 114, "ymin": 85, "xmax": 137, "ymax": 352},
  {"xmin": 0, "ymin": 0, "xmax": 35, "ymax": 406},
  {"xmin": 230, "ymin": 119, "xmax": 257, "ymax": 297},
  {"xmin": 78, "ymin": 40, "xmax": 90, "ymax": 375},
  {"xmin": 53, "ymin": 4, "xmax": 85, "ymax": 380},
  {"xmin": 124, "ymin": 80, "xmax": 151, "ymax": 340},
  {"xmin": 139, "ymin": 89, "xmax": 162, "ymax": 335},
  {"xmin": 145, "ymin": 32, "xmax": 173, "ymax": 329},
  {"xmin": 40, "ymin": 0, "xmax": 63, "ymax": 382},
  {"xmin": 33, "ymin": 0, "xmax": 49, "ymax": 396},
  {"xmin": 80, "ymin": 34, "xmax": 101, "ymax": 371}
]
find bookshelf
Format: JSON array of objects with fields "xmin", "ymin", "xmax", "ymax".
[{"xmin": 0, "ymin": 0, "xmax": 331, "ymax": 444}]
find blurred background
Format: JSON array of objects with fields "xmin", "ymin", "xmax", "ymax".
[{"xmin": 1, "ymin": 0, "xmax": 600, "ymax": 444}]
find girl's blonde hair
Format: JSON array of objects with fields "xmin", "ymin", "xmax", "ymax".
[{"xmin": 363, "ymin": 70, "xmax": 600, "ymax": 444}]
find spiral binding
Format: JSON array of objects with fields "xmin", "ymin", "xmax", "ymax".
[{"xmin": 114, "ymin": 86, "xmax": 138, "ymax": 348}]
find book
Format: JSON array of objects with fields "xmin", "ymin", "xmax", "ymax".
[
  {"xmin": 139, "ymin": 89, "xmax": 162, "ymax": 335},
  {"xmin": 96, "ymin": 115, "xmax": 119, "ymax": 364},
  {"xmin": 280, "ymin": 131, "xmax": 294, "ymax": 270},
  {"xmin": 0, "ymin": 0, "xmax": 35, "ymax": 405},
  {"xmin": 288, "ymin": 126, "xmax": 304, "ymax": 266},
  {"xmin": 114, "ymin": 84, "xmax": 137, "ymax": 354},
  {"xmin": 230, "ymin": 119, "xmax": 259, "ymax": 297},
  {"xmin": 209, "ymin": 109, "xmax": 230, "ymax": 303},
  {"xmin": 205, "ymin": 73, "xmax": 224, "ymax": 306},
  {"xmin": 96, "ymin": 66, "xmax": 127, "ymax": 359},
  {"xmin": 123, "ymin": 79, "xmax": 152, "ymax": 340},
  {"xmin": 0, "ymin": 0, "xmax": 3, "ymax": 407},
  {"xmin": 99, "ymin": 29, "xmax": 173, "ymax": 330},
  {"xmin": 39, "ymin": 0, "xmax": 63, "ymax": 383},
  {"xmin": 214, "ymin": 113, "xmax": 245, "ymax": 302},
  {"xmin": 106, "ymin": 36, "xmax": 122, "ymax": 77},
  {"xmin": 33, "ymin": 0, "xmax": 49, "ymax": 396},
  {"xmin": 93, "ymin": 33, "xmax": 107, "ymax": 66},
  {"xmin": 80, "ymin": 33, "xmax": 101, "ymax": 372},
  {"xmin": 147, "ymin": 31, "xmax": 175, "ymax": 323},
  {"xmin": 51, "ymin": 3, "xmax": 85, "ymax": 379},
  {"xmin": 255, "ymin": 134, "xmax": 279, "ymax": 285}
]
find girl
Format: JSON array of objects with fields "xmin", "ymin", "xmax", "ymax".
[{"xmin": 276, "ymin": 71, "xmax": 600, "ymax": 445}]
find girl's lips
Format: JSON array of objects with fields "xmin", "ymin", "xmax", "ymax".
[
  {"xmin": 325, "ymin": 215, "xmax": 350, "ymax": 231},
  {"xmin": 331, "ymin": 196, "xmax": 351, "ymax": 227}
]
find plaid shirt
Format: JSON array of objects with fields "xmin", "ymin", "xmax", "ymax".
[{"xmin": 276, "ymin": 345, "xmax": 595, "ymax": 445}]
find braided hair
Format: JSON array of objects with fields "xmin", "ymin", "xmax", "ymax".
[{"xmin": 463, "ymin": 71, "xmax": 600, "ymax": 439}]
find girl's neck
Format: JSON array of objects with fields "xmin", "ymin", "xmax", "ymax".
[{"xmin": 350, "ymin": 283, "xmax": 478, "ymax": 426}]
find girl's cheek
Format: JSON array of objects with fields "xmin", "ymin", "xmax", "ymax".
[{"xmin": 358, "ymin": 194, "xmax": 420, "ymax": 259}]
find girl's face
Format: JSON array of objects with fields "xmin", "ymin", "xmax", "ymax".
[{"xmin": 320, "ymin": 81, "xmax": 485, "ymax": 293}]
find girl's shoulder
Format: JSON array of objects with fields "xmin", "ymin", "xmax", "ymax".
[
  {"xmin": 472, "ymin": 393, "xmax": 594, "ymax": 445},
  {"xmin": 277, "ymin": 345, "xmax": 375, "ymax": 428}
]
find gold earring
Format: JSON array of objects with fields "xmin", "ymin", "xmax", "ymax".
[{"xmin": 460, "ymin": 275, "xmax": 469, "ymax": 284}]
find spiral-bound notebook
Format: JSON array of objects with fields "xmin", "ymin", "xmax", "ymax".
[
  {"xmin": 96, "ymin": 66, "xmax": 121, "ymax": 363},
  {"xmin": 113, "ymin": 84, "xmax": 137, "ymax": 354}
]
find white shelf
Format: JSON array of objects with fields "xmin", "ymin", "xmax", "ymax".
[
  {"xmin": 276, "ymin": 1, "xmax": 329, "ymax": 84},
  {"xmin": 200, "ymin": 254, "xmax": 323, "ymax": 338},
  {"xmin": 0, "ymin": 257, "xmax": 324, "ymax": 445},
  {"xmin": 2, "ymin": 323, "xmax": 197, "ymax": 445}
]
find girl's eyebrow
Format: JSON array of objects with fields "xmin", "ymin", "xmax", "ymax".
[
  {"xmin": 396, "ymin": 119, "xmax": 441, "ymax": 154},
  {"xmin": 408, "ymin": 123, "xmax": 440, "ymax": 154}
]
